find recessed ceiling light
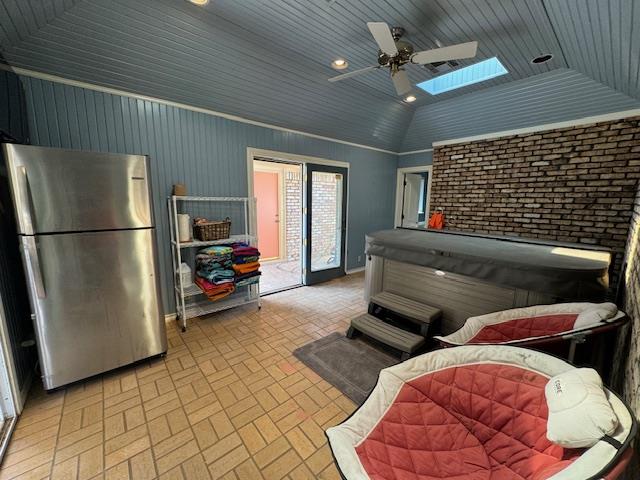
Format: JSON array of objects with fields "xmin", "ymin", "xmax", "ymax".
[
  {"xmin": 331, "ymin": 59, "xmax": 348, "ymax": 70},
  {"xmin": 188, "ymin": 0, "xmax": 209, "ymax": 5},
  {"xmin": 531, "ymin": 53, "xmax": 553, "ymax": 64},
  {"xmin": 404, "ymin": 95, "xmax": 417, "ymax": 103}
]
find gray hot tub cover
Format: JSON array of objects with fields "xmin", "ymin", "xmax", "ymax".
[{"xmin": 365, "ymin": 229, "xmax": 611, "ymax": 298}]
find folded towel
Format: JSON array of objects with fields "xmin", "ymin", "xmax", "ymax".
[
  {"xmin": 195, "ymin": 277, "xmax": 233, "ymax": 295},
  {"xmin": 233, "ymin": 262, "xmax": 260, "ymax": 275},
  {"xmin": 199, "ymin": 245, "xmax": 233, "ymax": 257},
  {"xmin": 197, "ymin": 259, "xmax": 233, "ymax": 271},
  {"xmin": 233, "ymin": 255, "xmax": 259, "ymax": 265},
  {"xmin": 231, "ymin": 242, "xmax": 260, "ymax": 257},
  {"xmin": 234, "ymin": 247, "xmax": 260, "ymax": 257},
  {"xmin": 235, "ymin": 270, "xmax": 262, "ymax": 282},
  {"xmin": 197, "ymin": 252, "xmax": 231, "ymax": 261},
  {"xmin": 235, "ymin": 276, "xmax": 260, "ymax": 287},
  {"xmin": 195, "ymin": 276, "xmax": 235, "ymax": 301},
  {"xmin": 196, "ymin": 268, "xmax": 235, "ymax": 284},
  {"xmin": 196, "ymin": 253, "xmax": 232, "ymax": 261}
]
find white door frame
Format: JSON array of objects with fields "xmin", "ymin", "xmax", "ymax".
[
  {"xmin": 246, "ymin": 148, "xmax": 351, "ymax": 274},
  {"xmin": 0, "ymin": 291, "xmax": 21, "ymax": 461},
  {"xmin": 394, "ymin": 165, "xmax": 433, "ymax": 228}
]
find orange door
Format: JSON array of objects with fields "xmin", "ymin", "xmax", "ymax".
[{"xmin": 254, "ymin": 171, "xmax": 280, "ymax": 260}]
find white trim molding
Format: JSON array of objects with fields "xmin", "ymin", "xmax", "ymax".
[
  {"xmin": 397, "ymin": 148, "xmax": 434, "ymax": 156},
  {"xmin": 247, "ymin": 148, "xmax": 350, "ymax": 169},
  {"xmin": 432, "ymin": 108, "xmax": 640, "ymax": 147},
  {"xmin": 394, "ymin": 165, "xmax": 433, "ymax": 228},
  {"xmin": 5, "ymin": 65, "xmax": 639, "ymax": 157},
  {"xmin": 1, "ymin": 64, "xmax": 397, "ymax": 155}
]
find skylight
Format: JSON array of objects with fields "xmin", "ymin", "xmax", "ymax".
[{"xmin": 417, "ymin": 57, "xmax": 508, "ymax": 95}]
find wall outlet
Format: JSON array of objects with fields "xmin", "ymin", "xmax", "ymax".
[{"xmin": 357, "ymin": 255, "xmax": 362, "ymax": 263}]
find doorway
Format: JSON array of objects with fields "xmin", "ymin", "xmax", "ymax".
[
  {"xmin": 395, "ymin": 166, "xmax": 432, "ymax": 228},
  {"xmin": 253, "ymin": 159, "xmax": 303, "ymax": 294},
  {"xmin": 249, "ymin": 149, "xmax": 350, "ymax": 294},
  {"xmin": 304, "ymin": 164, "xmax": 348, "ymax": 285}
]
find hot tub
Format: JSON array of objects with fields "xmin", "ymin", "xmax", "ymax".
[{"xmin": 364, "ymin": 229, "xmax": 612, "ymax": 334}]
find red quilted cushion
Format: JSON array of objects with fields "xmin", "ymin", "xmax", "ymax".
[
  {"xmin": 468, "ymin": 314, "xmax": 578, "ymax": 344},
  {"xmin": 355, "ymin": 364, "xmax": 581, "ymax": 479}
]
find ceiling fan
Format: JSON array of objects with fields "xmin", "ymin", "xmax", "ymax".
[{"xmin": 329, "ymin": 22, "xmax": 478, "ymax": 96}]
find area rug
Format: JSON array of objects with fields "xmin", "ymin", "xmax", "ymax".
[{"xmin": 293, "ymin": 332, "xmax": 398, "ymax": 404}]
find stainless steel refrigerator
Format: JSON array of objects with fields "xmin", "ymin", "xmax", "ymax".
[{"xmin": 2, "ymin": 144, "xmax": 167, "ymax": 390}]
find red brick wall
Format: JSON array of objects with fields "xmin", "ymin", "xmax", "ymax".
[
  {"xmin": 311, "ymin": 171, "xmax": 340, "ymax": 260},
  {"xmin": 430, "ymin": 116, "xmax": 640, "ymax": 289},
  {"xmin": 285, "ymin": 171, "xmax": 302, "ymax": 261}
]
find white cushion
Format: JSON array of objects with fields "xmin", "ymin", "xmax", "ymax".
[
  {"xmin": 573, "ymin": 302, "xmax": 619, "ymax": 329},
  {"xmin": 435, "ymin": 302, "xmax": 620, "ymax": 346},
  {"xmin": 545, "ymin": 368, "xmax": 618, "ymax": 448}
]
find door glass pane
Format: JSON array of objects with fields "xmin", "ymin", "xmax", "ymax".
[{"xmin": 311, "ymin": 171, "xmax": 343, "ymax": 272}]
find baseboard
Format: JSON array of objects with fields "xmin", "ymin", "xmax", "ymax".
[
  {"xmin": 162, "ymin": 270, "xmax": 363, "ymax": 322},
  {"xmin": 346, "ymin": 266, "xmax": 365, "ymax": 274}
]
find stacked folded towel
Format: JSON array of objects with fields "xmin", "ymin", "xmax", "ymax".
[
  {"xmin": 231, "ymin": 243, "xmax": 261, "ymax": 287},
  {"xmin": 198, "ymin": 245, "xmax": 233, "ymax": 263},
  {"xmin": 195, "ymin": 245, "xmax": 235, "ymax": 300},
  {"xmin": 194, "ymin": 277, "xmax": 235, "ymax": 301}
]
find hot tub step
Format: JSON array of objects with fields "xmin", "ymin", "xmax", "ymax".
[
  {"xmin": 347, "ymin": 313, "xmax": 425, "ymax": 361},
  {"xmin": 370, "ymin": 291, "xmax": 442, "ymax": 337}
]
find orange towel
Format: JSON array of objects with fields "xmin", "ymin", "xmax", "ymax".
[
  {"xmin": 205, "ymin": 285, "xmax": 234, "ymax": 301},
  {"xmin": 233, "ymin": 262, "xmax": 260, "ymax": 275},
  {"xmin": 428, "ymin": 211, "xmax": 445, "ymax": 230}
]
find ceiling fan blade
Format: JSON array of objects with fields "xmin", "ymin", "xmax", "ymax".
[
  {"xmin": 367, "ymin": 22, "xmax": 398, "ymax": 55},
  {"xmin": 391, "ymin": 69, "xmax": 412, "ymax": 95},
  {"xmin": 328, "ymin": 65, "xmax": 380, "ymax": 82},
  {"xmin": 411, "ymin": 41, "xmax": 478, "ymax": 65}
]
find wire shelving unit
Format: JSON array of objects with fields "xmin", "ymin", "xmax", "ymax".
[{"xmin": 168, "ymin": 195, "xmax": 260, "ymax": 331}]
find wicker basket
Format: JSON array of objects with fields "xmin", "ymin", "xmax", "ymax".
[{"xmin": 193, "ymin": 217, "xmax": 231, "ymax": 241}]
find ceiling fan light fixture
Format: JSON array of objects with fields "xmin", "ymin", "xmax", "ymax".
[
  {"xmin": 331, "ymin": 59, "xmax": 349, "ymax": 70},
  {"xmin": 328, "ymin": 22, "xmax": 481, "ymax": 98},
  {"xmin": 188, "ymin": 0, "xmax": 209, "ymax": 5}
]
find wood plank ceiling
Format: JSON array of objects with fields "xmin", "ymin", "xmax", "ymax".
[
  {"xmin": 401, "ymin": 68, "xmax": 640, "ymax": 151},
  {"xmin": 0, "ymin": 0, "xmax": 638, "ymax": 151}
]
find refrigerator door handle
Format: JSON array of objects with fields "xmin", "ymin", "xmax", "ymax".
[
  {"xmin": 17, "ymin": 166, "xmax": 35, "ymax": 235},
  {"xmin": 23, "ymin": 237, "xmax": 46, "ymax": 299}
]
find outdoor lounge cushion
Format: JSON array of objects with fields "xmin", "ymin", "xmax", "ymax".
[
  {"xmin": 326, "ymin": 346, "xmax": 636, "ymax": 480},
  {"xmin": 434, "ymin": 302, "xmax": 623, "ymax": 346},
  {"xmin": 546, "ymin": 368, "xmax": 618, "ymax": 448}
]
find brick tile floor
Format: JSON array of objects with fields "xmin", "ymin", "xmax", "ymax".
[
  {"xmin": 0, "ymin": 273, "xmax": 366, "ymax": 479},
  {"xmin": 259, "ymin": 261, "xmax": 302, "ymax": 295}
]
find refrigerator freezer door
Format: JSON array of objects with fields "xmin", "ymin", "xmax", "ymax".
[
  {"xmin": 21, "ymin": 229, "xmax": 166, "ymax": 389},
  {"xmin": 3, "ymin": 144, "xmax": 153, "ymax": 234}
]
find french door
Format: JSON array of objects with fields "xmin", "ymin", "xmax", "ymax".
[{"xmin": 303, "ymin": 164, "xmax": 348, "ymax": 285}]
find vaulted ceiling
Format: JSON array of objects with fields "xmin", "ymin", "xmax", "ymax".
[{"xmin": 1, "ymin": 0, "xmax": 639, "ymax": 152}]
